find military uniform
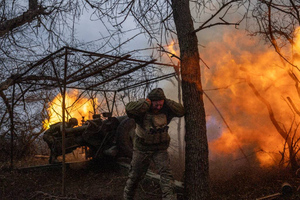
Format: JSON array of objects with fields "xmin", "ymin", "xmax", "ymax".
[{"xmin": 123, "ymin": 88, "xmax": 184, "ymax": 200}]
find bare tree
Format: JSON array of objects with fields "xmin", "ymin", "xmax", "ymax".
[
  {"xmin": 0, "ymin": 0, "xmax": 134, "ymax": 159},
  {"xmin": 0, "ymin": 0, "xmax": 85, "ymax": 153},
  {"xmin": 251, "ymin": 0, "xmax": 300, "ymax": 65}
]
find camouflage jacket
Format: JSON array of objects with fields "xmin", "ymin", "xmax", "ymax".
[{"xmin": 126, "ymin": 98, "xmax": 184, "ymax": 151}]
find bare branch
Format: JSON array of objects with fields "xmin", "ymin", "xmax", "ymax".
[
  {"xmin": 193, "ymin": 0, "xmax": 243, "ymax": 33},
  {"xmin": 0, "ymin": 6, "xmax": 46, "ymax": 38}
]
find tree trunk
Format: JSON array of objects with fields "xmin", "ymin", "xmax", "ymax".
[
  {"xmin": 171, "ymin": 0, "xmax": 209, "ymax": 199},
  {"xmin": 177, "ymin": 74, "xmax": 184, "ymax": 171}
]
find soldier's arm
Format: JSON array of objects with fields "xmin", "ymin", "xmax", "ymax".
[
  {"xmin": 125, "ymin": 99, "xmax": 150, "ymax": 118},
  {"xmin": 165, "ymin": 99, "xmax": 185, "ymax": 117}
]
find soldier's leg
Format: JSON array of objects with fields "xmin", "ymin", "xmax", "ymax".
[
  {"xmin": 50, "ymin": 146, "xmax": 59, "ymax": 163},
  {"xmin": 124, "ymin": 150, "xmax": 150, "ymax": 200},
  {"xmin": 43, "ymin": 134, "xmax": 58, "ymax": 164},
  {"xmin": 50, "ymin": 138, "xmax": 61, "ymax": 164},
  {"xmin": 153, "ymin": 150, "xmax": 176, "ymax": 200}
]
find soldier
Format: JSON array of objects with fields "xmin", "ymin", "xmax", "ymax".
[
  {"xmin": 43, "ymin": 118, "xmax": 78, "ymax": 163},
  {"xmin": 123, "ymin": 88, "xmax": 185, "ymax": 200}
]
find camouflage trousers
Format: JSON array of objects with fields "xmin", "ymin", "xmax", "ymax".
[{"xmin": 123, "ymin": 149, "xmax": 177, "ymax": 200}]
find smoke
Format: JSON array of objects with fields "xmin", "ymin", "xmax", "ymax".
[
  {"xmin": 201, "ymin": 27, "xmax": 300, "ymax": 169},
  {"xmin": 155, "ymin": 26, "xmax": 300, "ymax": 181}
]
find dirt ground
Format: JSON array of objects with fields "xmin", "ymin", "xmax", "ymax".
[
  {"xmin": 0, "ymin": 157, "xmax": 181, "ymax": 200},
  {"xmin": 1, "ymin": 156, "xmax": 300, "ymax": 200}
]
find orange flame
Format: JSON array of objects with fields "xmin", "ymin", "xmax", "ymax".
[
  {"xmin": 204, "ymin": 28, "xmax": 300, "ymax": 167},
  {"xmin": 165, "ymin": 41, "xmax": 181, "ymax": 74},
  {"xmin": 43, "ymin": 90, "xmax": 97, "ymax": 129},
  {"xmin": 167, "ymin": 41, "xmax": 177, "ymax": 56}
]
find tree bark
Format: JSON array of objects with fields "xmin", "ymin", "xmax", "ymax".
[{"xmin": 171, "ymin": 0, "xmax": 209, "ymax": 199}]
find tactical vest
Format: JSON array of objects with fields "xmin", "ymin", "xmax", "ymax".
[{"xmin": 136, "ymin": 113, "xmax": 170, "ymax": 144}]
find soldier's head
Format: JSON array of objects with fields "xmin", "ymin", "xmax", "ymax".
[
  {"xmin": 68, "ymin": 118, "xmax": 78, "ymax": 127},
  {"xmin": 147, "ymin": 88, "xmax": 166, "ymax": 113}
]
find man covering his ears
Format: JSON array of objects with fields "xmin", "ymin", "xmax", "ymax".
[{"xmin": 123, "ymin": 88, "xmax": 185, "ymax": 200}]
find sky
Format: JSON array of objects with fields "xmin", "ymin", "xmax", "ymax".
[{"xmin": 74, "ymin": 10, "xmax": 151, "ymax": 56}]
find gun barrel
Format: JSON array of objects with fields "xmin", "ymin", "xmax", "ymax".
[{"xmin": 256, "ymin": 192, "xmax": 281, "ymax": 200}]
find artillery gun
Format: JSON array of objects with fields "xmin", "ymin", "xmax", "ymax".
[{"xmin": 43, "ymin": 114, "xmax": 135, "ymax": 164}]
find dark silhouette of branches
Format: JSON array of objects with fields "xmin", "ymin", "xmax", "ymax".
[
  {"xmin": 193, "ymin": 0, "xmax": 244, "ymax": 33},
  {"xmin": 251, "ymin": 0, "xmax": 300, "ymax": 70},
  {"xmin": 246, "ymin": 75, "xmax": 299, "ymax": 170}
]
